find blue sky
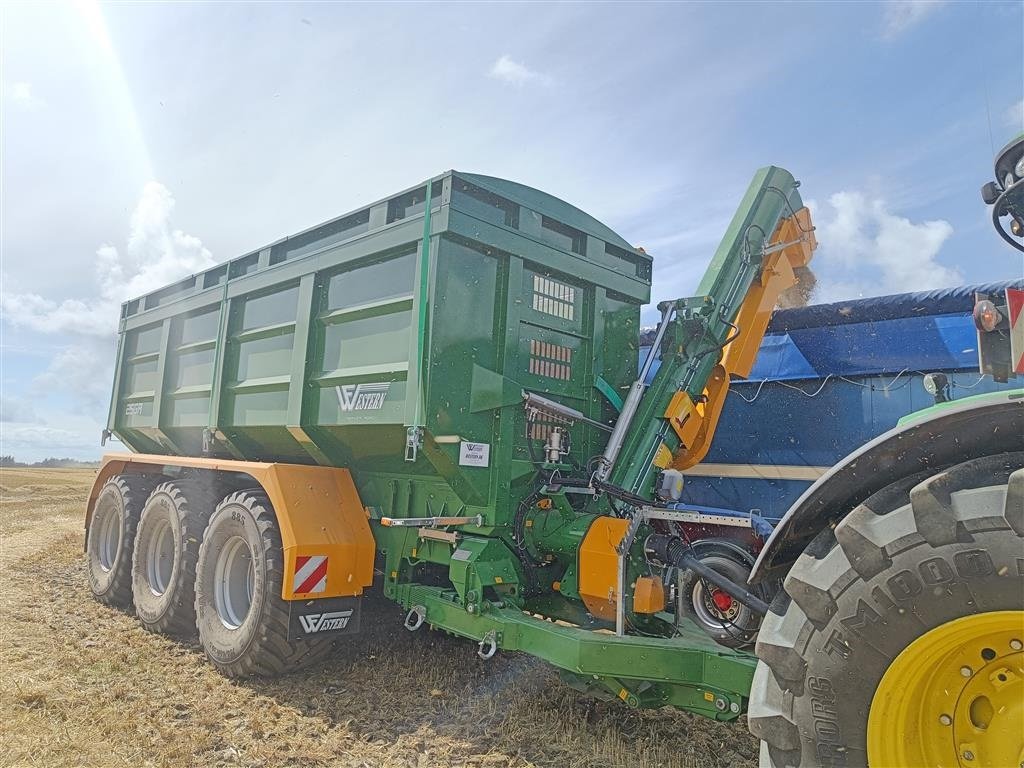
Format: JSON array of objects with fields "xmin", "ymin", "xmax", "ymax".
[{"xmin": 2, "ymin": 1, "xmax": 1023, "ymax": 461}]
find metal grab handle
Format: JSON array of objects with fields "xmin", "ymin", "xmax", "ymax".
[
  {"xmin": 404, "ymin": 605, "xmax": 426, "ymax": 631},
  {"xmin": 477, "ymin": 630, "xmax": 497, "ymax": 660}
]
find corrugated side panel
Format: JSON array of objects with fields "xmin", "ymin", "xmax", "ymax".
[
  {"xmin": 115, "ymin": 302, "xmax": 228, "ymax": 457},
  {"xmin": 109, "ymin": 171, "xmax": 649, "ymax": 513}
]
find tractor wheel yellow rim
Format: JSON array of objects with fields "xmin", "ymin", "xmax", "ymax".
[{"xmin": 867, "ymin": 610, "xmax": 1024, "ymax": 767}]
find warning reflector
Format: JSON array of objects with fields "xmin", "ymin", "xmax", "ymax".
[
  {"xmin": 293, "ymin": 555, "xmax": 328, "ymax": 594},
  {"xmin": 1007, "ymin": 287, "xmax": 1024, "ymax": 375}
]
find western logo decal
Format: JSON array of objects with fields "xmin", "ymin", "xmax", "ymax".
[
  {"xmin": 335, "ymin": 382, "xmax": 390, "ymax": 412},
  {"xmin": 287, "ymin": 597, "xmax": 360, "ymax": 640},
  {"xmin": 298, "ymin": 610, "xmax": 353, "ymax": 634}
]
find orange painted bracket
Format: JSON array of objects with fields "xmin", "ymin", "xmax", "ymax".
[
  {"xmin": 633, "ymin": 576, "xmax": 666, "ymax": 614},
  {"xmin": 577, "ymin": 516, "xmax": 628, "ymax": 621},
  {"xmin": 87, "ymin": 453, "xmax": 376, "ymax": 601},
  {"xmin": 668, "ymin": 207, "xmax": 817, "ymax": 470},
  {"xmin": 667, "ymin": 365, "xmax": 731, "ymax": 471}
]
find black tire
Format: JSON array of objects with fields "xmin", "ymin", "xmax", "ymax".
[
  {"xmin": 678, "ymin": 551, "xmax": 759, "ymax": 649},
  {"xmin": 748, "ymin": 452, "xmax": 1024, "ymax": 767},
  {"xmin": 86, "ymin": 473, "xmax": 159, "ymax": 607},
  {"xmin": 194, "ymin": 490, "xmax": 334, "ymax": 677},
  {"xmin": 131, "ymin": 480, "xmax": 218, "ymax": 637}
]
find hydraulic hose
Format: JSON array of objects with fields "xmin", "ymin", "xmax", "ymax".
[
  {"xmin": 644, "ymin": 533, "xmax": 770, "ymax": 615},
  {"xmin": 594, "ymin": 302, "xmax": 674, "ymax": 482},
  {"xmin": 991, "ymin": 193, "xmax": 1024, "ymax": 253}
]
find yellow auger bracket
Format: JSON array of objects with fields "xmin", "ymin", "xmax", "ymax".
[
  {"xmin": 668, "ymin": 207, "xmax": 817, "ymax": 470},
  {"xmin": 86, "ymin": 453, "xmax": 376, "ymax": 601}
]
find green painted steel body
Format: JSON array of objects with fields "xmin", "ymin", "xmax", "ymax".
[
  {"xmin": 111, "ymin": 171, "xmax": 647, "ymax": 519},
  {"xmin": 107, "ymin": 168, "xmax": 806, "ymax": 719}
]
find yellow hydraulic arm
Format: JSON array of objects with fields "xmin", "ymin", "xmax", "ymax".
[{"xmin": 666, "ymin": 207, "xmax": 817, "ymax": 469}]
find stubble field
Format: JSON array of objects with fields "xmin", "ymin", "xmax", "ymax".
[{"xmin": 0, "ymin": 467, "xmax": 757, "ymax": 768}]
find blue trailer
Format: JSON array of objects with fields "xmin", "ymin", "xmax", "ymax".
[
  {"xmin": 631, "ymin": 280, "xmax": 1022, "ymax": 650},
  {"xmin": 648, "ymin": 281, "xmax": 1023, "ymax": 521}
]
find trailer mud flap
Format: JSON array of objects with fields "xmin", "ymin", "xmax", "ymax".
[{"xmin": 288, "ymin": 596, "xmax": 361, "ymax": 641}]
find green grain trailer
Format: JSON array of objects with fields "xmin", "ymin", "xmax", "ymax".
[{"xmin": 86, "ymin": 168, "xmax": 816, "ymax": 720}]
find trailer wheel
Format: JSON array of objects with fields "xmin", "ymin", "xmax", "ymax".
[
  {"xmin": 194, "ymin": 490, "xmax": 334, "ymax": 677},
  {"xmin": 131, "ymin": 481, "xmax": 217, "ymax": 637},
  {"xmin": 748, "ymin": 453, "xmax": 1024, "ymax": 767},
  {"xmin": 678, "ymin": 552, "xmax": 759, "ymax": 648},
  {"xmin": 87, "ymin": 474, "xmax": 158, "ymax": 607}
]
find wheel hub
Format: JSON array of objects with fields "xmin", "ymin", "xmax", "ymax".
[
  {"xmin": 213, "ymin": 536, "xmax": 255, "ymax": 630},
  {"xmin": 145, "ymin": 518, "xmax": 174, "ymax": 596},
  {"xmin": 710, "ymin": 590, "xmax": 733, "ymax": 612},
  {"xmin": 867, "ymin": 611, "xmax": 1024, "ymax": 767},
  {"xmin": 689, "ymin": 554, "xmax": 748, "ymax": 630},
  {"xmin": 94, "ymin": 505, "xmax": 120, "ymax": 572}
]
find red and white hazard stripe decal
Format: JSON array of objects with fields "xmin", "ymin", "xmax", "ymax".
[
  {"xmin": 1007, "ymin": 287, "xmax": 1024, "ymax": 375},
  {"xmin": 293, "ymin": 555, "xmax": 328, "ymax": 594}
]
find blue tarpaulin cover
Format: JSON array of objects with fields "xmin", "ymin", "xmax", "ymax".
[
  {"xmin": 765, "ymin": 282, "xmax": 1022, "ymax": 332},
  {"xmin": 642, "ymin": 281, "xmax": 1023, "ymax": 382},
  {"xmin": 748, "ymin": 281, "xmax": 1023, "ymax": 380}
]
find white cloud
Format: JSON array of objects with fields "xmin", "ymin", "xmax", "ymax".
[
  {"xmin": 0, "ymin": 390, "xmax": 104, "ymax": 462},
  {"xmin": 0, "ymin": 395, "xmax": 40, "ymax": 424},
  {"xmin": 33, "ymin": 343, "xmax": 118, "ymax": 410},
  {"xmin": 1, "ymin": 182, "xmax": 213, "ymax": 458},
  {"xmin": 12, "ymin": 81, "xmax": 32, "ymax": 101},
  {"xmin": 0, "ymin": 421, "xmax": 103, "ymax": 461},
  {"xmin": 2, "ymin": 181, "xmax": 214, "ymax": 336},
  {"xmin": 811, "ymin": 191, "xmax": 961, "ymax": 302},
  {"xmin": 882, "ymin": 1, "xmax": 945, "ymax": 39},
  {"xmin": 1005, "ymin": 99, "xmax": 1024, "ymax": 131},
  {"xmin": 488, "ymin": 55, "xmax": 550, "ymax": 87},
  {"xmin": 5, "ymin": 80, "xmax": 43, "ymax": 109}
]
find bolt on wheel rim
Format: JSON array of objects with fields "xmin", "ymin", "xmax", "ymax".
[
  {"xmin": 213, "ymin": 536, "xmax": 255, "ymax": 629},
  {"xmin": 690, "ymin": 556, "xmax": 748, "ymax": 629},
  {"xmin": 94, "ymin": 504, "xmax": 120, "ymax": 572},
  {"xmin": 693, "ymin": 582, "xmax": 741, "ymax": 626},
  {"xmin": 867, "ymin": 610, "xmax": 1024, "ymax": 767},
  {"xmin": 145, "ymin": 518, "xmax": 174, "ymax": 596}
]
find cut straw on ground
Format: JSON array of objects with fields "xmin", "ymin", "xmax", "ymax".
[{"xmin": 0, "ymin": 468, "xmax": 757, "ymax": 768}]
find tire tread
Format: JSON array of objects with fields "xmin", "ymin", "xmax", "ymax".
[
  {"xmin": 88, "ymin": 473, "xmax": 160, "ymax": 607},
  {"xmin": 134, "ymin": 480, "xmax": 219, "ymax": 637},
  {"xmin": 749, "ymin": 452, "xmax": 1023, "ymax": 766},
  {"xmin": 196, "ymin": 490, "xmax": 334, "ymax": 678}
]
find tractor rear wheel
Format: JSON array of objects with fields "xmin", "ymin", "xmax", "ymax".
[
  {"xmin": 748, "ymin": 452, "xmax": 1024, "ymax": 767},
  {"xmin": 193, "ymin": 490, "xmax": 334, "ymax": 677},
  {"xmin": 131, "ymin": 481, "xmax": 217, "ymax": 637},
  {"xmin": 86, "ymin": 473, "xmax": 159, "ymax": 607}
]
